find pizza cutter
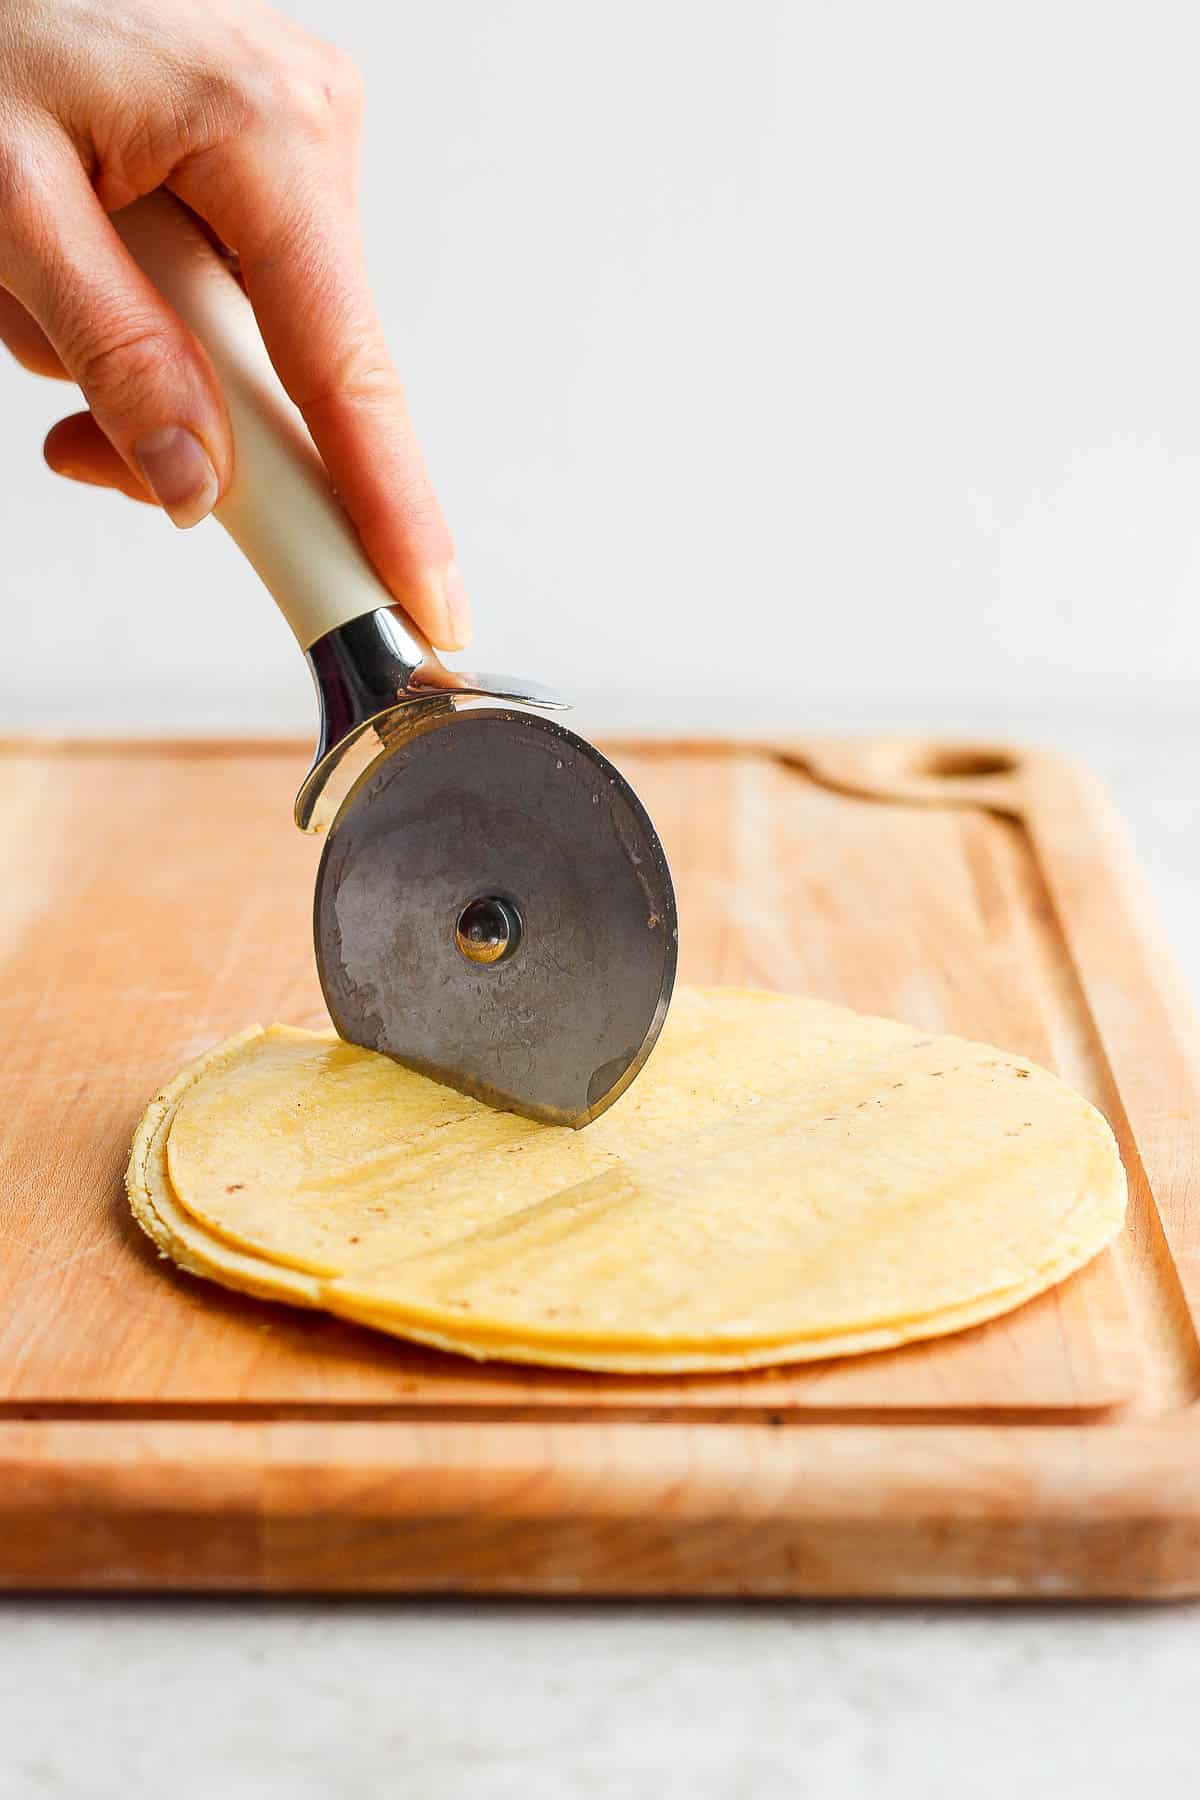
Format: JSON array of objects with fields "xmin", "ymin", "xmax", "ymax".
[{"xmin": 115, "ymin": 194, "xmax": 677, "ymax": 1126}]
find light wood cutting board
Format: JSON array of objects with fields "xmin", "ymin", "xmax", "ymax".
[{"xmin": 2, "ymin": 733, "xmax": 1199, "ymax": 1596}]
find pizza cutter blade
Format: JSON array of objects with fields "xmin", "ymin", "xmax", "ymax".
[
  {"xmin": 313, "ymin": 706, "xmax": 678, "ymax": 1126},
  {"xmin": 113, "ymin": 193, "xmax": 678, "ymax": 1124}
]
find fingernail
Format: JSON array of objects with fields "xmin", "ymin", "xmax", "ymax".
[
  {"xmin": 134, "ymin": 427, "xmax": 219, "ymax": 528},
  {"xmin": 434, "ymin": 562, "xmax": 472, "ymax": 650}
]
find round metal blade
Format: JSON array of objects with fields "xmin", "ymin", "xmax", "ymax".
[{"xmin": 313, "ymin": 707, "xmax": 678, "ymax": 1126}]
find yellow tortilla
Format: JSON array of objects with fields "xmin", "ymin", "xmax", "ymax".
[{"xmin": 127, "ymin": 987, "xmax": 1126, "ymax": 1372}]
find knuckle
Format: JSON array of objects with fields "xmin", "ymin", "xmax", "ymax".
[
  {"xmin": 156, "ymin": 67, "xmax": 248, "ymax": 153},
  {"xmin": 320, "ymin": 43, "xmax": 365, "ymax": 115},
  {"xmin": 95, "ymin": 71, "xmax": 245, "ymax": 200},
  {"xmin": 224, "ymin": 51, "xmax": 285, "ymax": 134},
  {"xmin": 71, "ymin": 318, "xmax": 182, "ymax": 414},
  {"xmin": 273, "ymin": 66, "xmax": 340, "ymax": 140},
  {"xmin": 338, "ymin": 355, "xmax": 404, "ymax": 406},
  {"xmin": 247, "ymin": 42, "xmax": 363, "ymax": 144},
  {"xmin": 300, "ymin": 352, "xmax": 403, "ymax": 416},
  {"xmin": 188, "ymin": 63, "xmax": 248, "ymax": 125}
]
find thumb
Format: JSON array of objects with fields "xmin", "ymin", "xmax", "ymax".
[{"xmin": 0, "ymin": 126, "xmax": 231, "ymax": 526}]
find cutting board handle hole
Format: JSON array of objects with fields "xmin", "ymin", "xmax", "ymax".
[{"xmin": 916, "ymin": 747, "xmax": 1019, "ymax": 780}]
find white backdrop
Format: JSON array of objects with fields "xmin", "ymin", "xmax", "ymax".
[{"xmin": 2, "ymin": 0, "xmax": 1198, "ymax": 735}]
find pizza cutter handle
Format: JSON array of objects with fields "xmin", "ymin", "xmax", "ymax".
[
  {"xmin": 113, "ymin": 191, "xmax": 564, "ymax": 833},
  {"xmin": 111, "ymin": 190, "xmax": 436, "ymax": 661}
]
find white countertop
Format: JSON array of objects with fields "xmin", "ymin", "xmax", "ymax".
[
  {"xmin": 4, "ymin": 1596, "xmax": 1198, "ymax": 1797},
  {"xmin": 3, "ymin": 714, "xmax": 1198, "ymax": 1799}
]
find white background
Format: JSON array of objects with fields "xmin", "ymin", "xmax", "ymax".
[{"xmin": 3, "ymin": 0, "xmax": 1199, "ymax": 737}]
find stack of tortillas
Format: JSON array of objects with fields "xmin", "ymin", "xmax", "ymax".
[{"xmin": 127, "ymin": 987, "xmax": 1126, "ymax": 1373}]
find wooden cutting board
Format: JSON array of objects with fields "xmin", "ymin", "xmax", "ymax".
[{"xmin": 2, "ymin": 733, "xmax": 1199, "ymax": 1597}]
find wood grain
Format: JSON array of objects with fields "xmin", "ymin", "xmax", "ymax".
[{"xmin": 1, "ymin": 734, "xmax": 1198, "ymax": 1594}]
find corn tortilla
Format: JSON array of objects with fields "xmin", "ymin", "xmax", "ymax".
[{"xmin": 127, "ymin": 988, "xmax": 1126, "ymax": 1372}]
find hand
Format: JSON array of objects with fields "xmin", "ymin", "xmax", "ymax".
[{"xmin": 0, "ymin": 0, "xmax": 469, "ymax": 650}]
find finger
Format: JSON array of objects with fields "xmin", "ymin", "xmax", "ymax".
[
  {"xmin": 0, "ymin": 123, "xmax": 231, "ymax": 528},
  {"xmin": 174, "ymin": 141, "xmax": 470, "ymax": 649},
  {"xmin": 0, "ymin": 286, "xmax": 68, "ymax": 379},
  {"xmin": 44, "ymin": 411, "xmax": 155, "ymax": 502}
]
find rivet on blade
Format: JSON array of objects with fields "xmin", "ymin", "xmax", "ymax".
[{"xmin": 455, "ymin": 895, "xmax": 523, "ymax": 966}]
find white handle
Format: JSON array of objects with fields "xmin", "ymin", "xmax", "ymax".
[{"xmin": 113, "ymin": 192, "xmax": 424, "ymax": 654}]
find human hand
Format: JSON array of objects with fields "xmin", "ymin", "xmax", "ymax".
[{"xmin": 0, "ymin": 0, "xmax": 469, "ymax": 649}]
